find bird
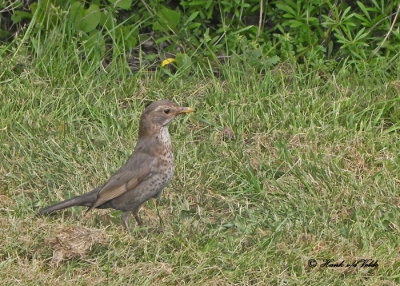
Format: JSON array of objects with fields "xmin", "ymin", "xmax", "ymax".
[{"xmin": 38, "ymin": 100, "xmax": 195, "ymax": 230}]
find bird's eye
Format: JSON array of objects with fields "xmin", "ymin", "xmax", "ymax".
[{"xmin": 164, "ymin": 109, "xmax": 170, "ymax": 114}]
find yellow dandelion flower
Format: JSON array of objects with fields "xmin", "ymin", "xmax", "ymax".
[{"xmin": 161, "ymin": 58, "xmax": 176, "ymax": 67}]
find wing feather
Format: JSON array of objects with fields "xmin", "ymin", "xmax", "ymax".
[{"xmin": 89, "ymin": 150, "xmax": 155, "ymax": 210}]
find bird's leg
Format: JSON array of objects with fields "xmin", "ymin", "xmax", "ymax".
[
  {"xmin": 155, "ymin": 200, "xmax": 164, "ymax": 227},
  {"xmin": 121, "ymin": 211, "xmax": 131, "ymax": 231},
  {"xmin": 132, "ymin": 207, "xmax": 143, "ymax": 226}
]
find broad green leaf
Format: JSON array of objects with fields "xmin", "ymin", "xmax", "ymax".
[
  {"xmin": 71, "ymin": 3, "xmax": 101, "ymax": 33},
  {"xmin": 80, "ymin": 4, "xmax": 101, "ymax": 32},
  {"xmin": 69, "ymin": 1, "xmax": 84, "ymax": 27},
  {"xmin": 99, "ymin": 9, "xmax": 115, "ymax": 30},
  {"xmin": 175, "ymin": 53, "xmax": 192, "ymax": 70},
  {"xmin": 153, "ymin": 6, "xmax": 181, "ymax": 32},
  {"xmin": 11, "ymin": 11, "xmax": 32, "ymax": 24}
]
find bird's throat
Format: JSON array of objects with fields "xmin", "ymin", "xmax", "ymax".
[{"xmin": 159, "ymin": 126, "xmax": 172, "ymax": 147}]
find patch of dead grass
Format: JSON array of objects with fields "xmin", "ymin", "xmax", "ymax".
[{"xmin": 47, "ymin": 225, "xmax": 108, "ymax": 266}]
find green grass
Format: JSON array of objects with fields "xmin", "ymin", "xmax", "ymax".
[{"xmin": 1, "ymin": 41, "xmax": 400, "ymax": 284}]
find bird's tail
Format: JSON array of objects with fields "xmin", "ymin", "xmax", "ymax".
[{"xmin": 38, "ymin": 188, "xmax": 100, "ymax": 215}]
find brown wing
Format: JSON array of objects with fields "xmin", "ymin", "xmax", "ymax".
[{"xmin": 89, "ymin": 152, "xmax": 156, "ymax": 210}]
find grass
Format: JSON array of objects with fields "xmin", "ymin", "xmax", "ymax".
[{"xmin": 1, "ymin": 38, "xmax": 400, "ymax": 284}]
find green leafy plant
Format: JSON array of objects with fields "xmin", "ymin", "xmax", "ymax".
[{"xmin": 3, "ymin": 0, "xmax": 399, "ymax": 70}]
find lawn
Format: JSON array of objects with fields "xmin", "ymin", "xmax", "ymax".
[{"xmin": 1, "ymin": 53, "xmax": 400, "ymax": 284}]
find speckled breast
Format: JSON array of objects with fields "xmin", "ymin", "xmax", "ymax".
[{"xmin": 158, "ymin": 126, "xmax": 175, "ymax": 184}]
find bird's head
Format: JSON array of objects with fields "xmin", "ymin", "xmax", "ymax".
[{"xmin": 139, "ymin": 100, "xmax": 195, "ymax": 136}]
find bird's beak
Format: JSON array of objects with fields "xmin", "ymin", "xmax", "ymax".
[{"xmin": 177, "ymin": 107, "xmax": 195, "ymax": 114}]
